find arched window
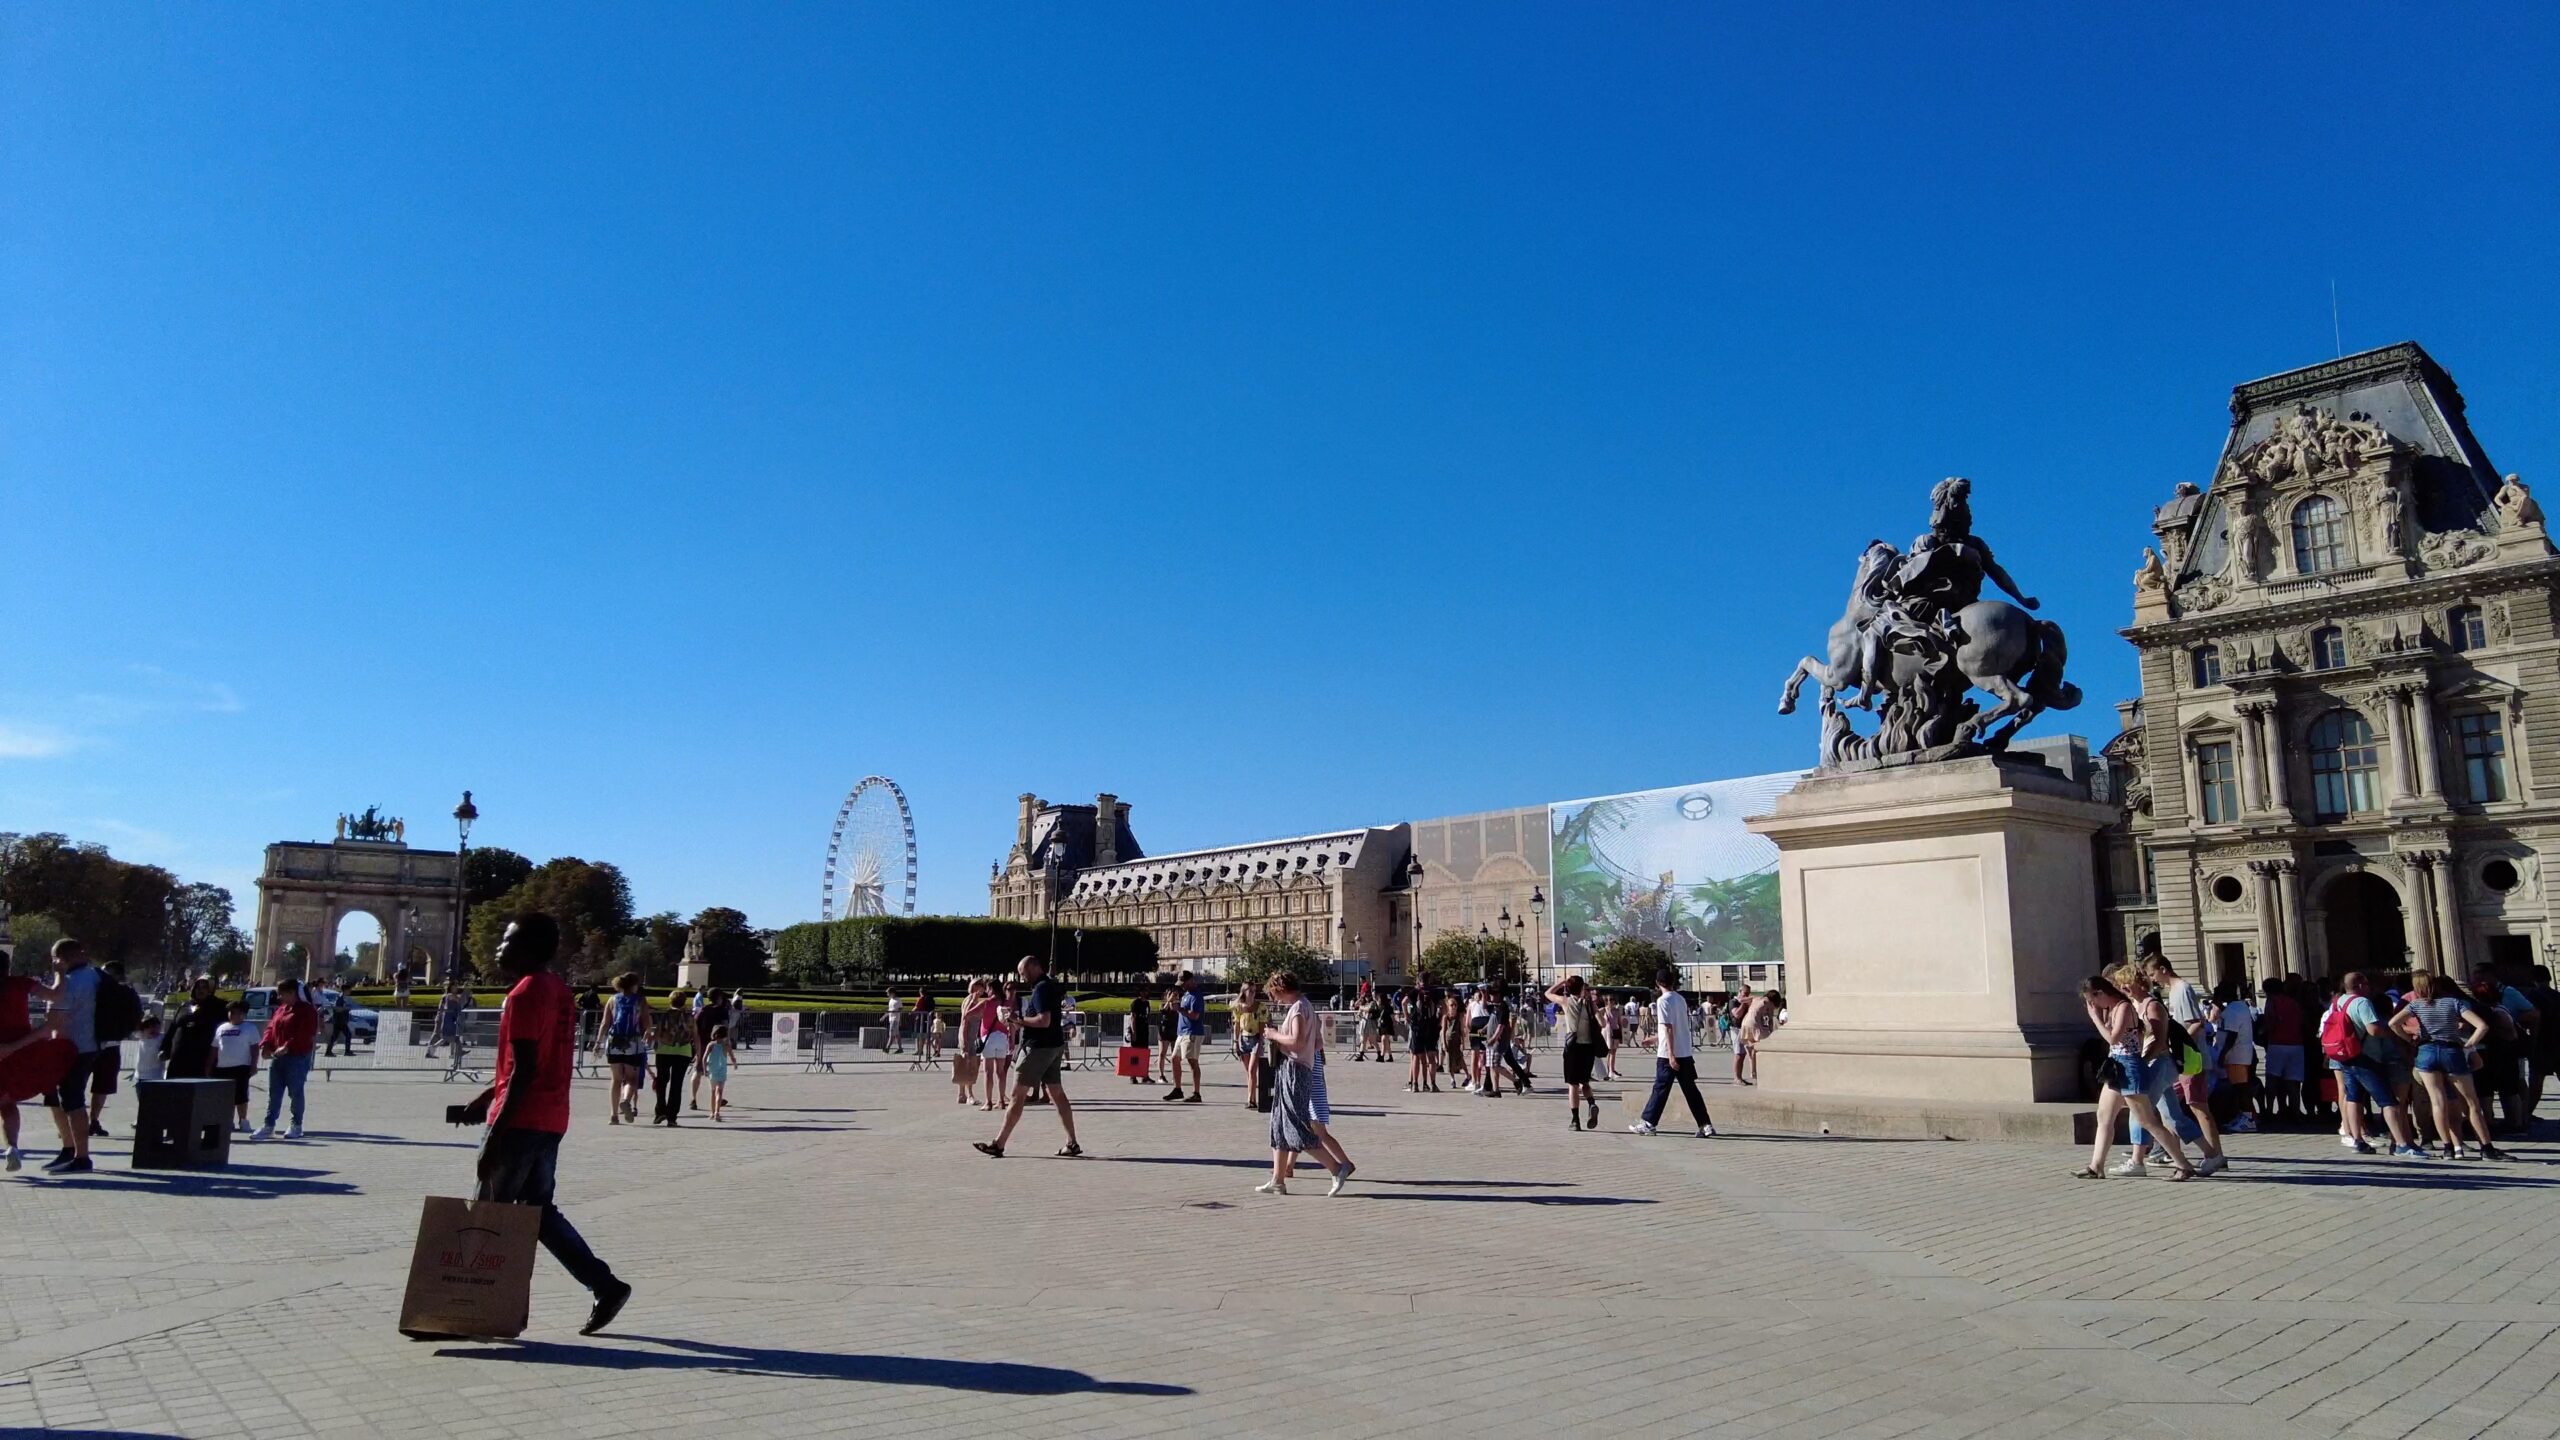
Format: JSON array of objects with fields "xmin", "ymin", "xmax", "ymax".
[
  {"xmin": 2308, "ymin": 709, "xmax": 2382, "ymax": 820},
  {"xmin": 2448, "ymin": 605, "xmax": 2487, "ymax": 653},
  {"xmin": 2309, "ymin": 626, "xmax": 2347, "ymax": 671},
  {"xmin": 2191, "ymin": 645, "xmax": 2223, "ymax": 688},
  {"xmin": 2292, "ymin": 495, "xmax": 2349, "ymax": 574}
]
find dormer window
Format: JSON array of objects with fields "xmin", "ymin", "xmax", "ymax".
[
  {"xmin": 2309, "ymin": 626, "xmax": 2346, "ymax": 671},
  {"xmin": 2291, "ymin": 495, "xmax": 2348, "ymax": 574},
  {"xmin": 2448, "ymin": 605, "xmax": 2487, "ymax": 653},
  {"xmin": 2191, "ymin": 646, "xmax": 2222, "ymax": 688}
]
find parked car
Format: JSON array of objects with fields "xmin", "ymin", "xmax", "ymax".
[{"xmin": 240, "ymin": 986, "xmax": 379, "ymax": 1044}]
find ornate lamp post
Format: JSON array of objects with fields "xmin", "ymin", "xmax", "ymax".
[
  {"xmin": 1224, "ymin": 926, "xmax": 1236, "ymax": 982},
  {"xmin": 1529, "ymin": 886, "xmax": 1547, "ymax": 992},
  {"xmin": 1404, "ymin": 854, "xmax": 1424, "ymax": 981},
  {"xmin": 1477, "ymin": 923, "xmax": 1493, "ymax": 985},
  {"xmin": 449, "ymin": 790, "xmax": 477, "ymax": 983},
  {"xmin": 1496, "ymin": 905, "xmax": 1513, "ymax": 986}
]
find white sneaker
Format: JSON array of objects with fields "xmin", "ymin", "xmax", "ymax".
[
  {"xmin": 2196, "ymin": 1154, "xmax": 2227, "ymax": 1176},
  {"xmin": 285, "ymin": 1126, "xmax": 304, "ymax": 1140},
  {"xmin": 2339, "ymin": 1132, "xmax": 2357, "ymax": 1148},
  {"xmin": 2226, "ymin": 1114, "xmax": 2259, "ymax": 1134},
  {"xmin": 251, "ymin": 1126, "xmax": 273, "ymax": 1142},
  {"xmin": 1253, "ymin": 1178, "xmax": 1288, "ymax": 1195},
  {"xmin": 1627, "ymin": 1122, "xmax": 1656, "ymax": 1135},
  {"xmin": 1697, "ymin": 1124, "xmax": 1715, "ymax": 1138},
  {"xmin": 1327, "ymin": 1172, "xmax": 1349, "ymax": 1196},
  {"xmin": 2142, "ymin": 1149, "xmax": 2173, "ymax": 1166},
  {"xmin": 2107, "ymin": 1152, "xmax": 2145, "ymax": 1177}
]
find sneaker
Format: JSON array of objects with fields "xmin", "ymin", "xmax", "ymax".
[
  {"xmin": 1253, "ymin": 1178, "xmax": 1288, "ymax": 1195},
  {"xmin": 2226, "ymin": 1113, "xmax": 2258, "ymax": 1134},
  {"xmin": 40, "ymin": 1148, "xmax": 74, "ymax": 1172},
  {"xmin": 251, "ymin": 1127, "xmax": 274, "ymax": 1143},
  {"xmin": 3, "ymin": 1148, "xmax": 17, "ymax": 1172},
  {"xmin": 1326, "ymin": 1172, "xmax": 1349, "ymax": 1196},
  {"xmin": 286, "ymin": 1126, "xmax": 304, "ymax": 1140},
  {"xmin": 1162, "ymin": 1090, "xmax": 1185, "ymax": 1102},
  {"xmin": 1183, "ymin": 1095, "xmax": 1201, "ymax": 1104},
  {"xmin": 2351, "ymin": 1139, "xmax": 2377, "ymax": 1155},
  {"xmin": 580, "ymin": 1279, "xmax": 633, "ymax": 1336},
  {"xmin": 1697, "ymin": 1123, "xmax": 1716, "ymax": 1139},
  {"xmin": 2107, "ymin": 1153, "xmax": 2146, "ymax": 1177},
  {"xmin": 2339, "ymin": 1132, "xmax": 2359, "ymax": 1149},
  {"xmin": 87, "ymin": 1122, "xmax": 107, "ymax": 1138},
  {"xmin": 2480, "ymin": 1144, "xmax": 2514, "ymax": 1161},
  {"xmin": 2142, "ymin": 1149, "xmax": 2173, "ymax": 1167},
  {"xmin": 56, "ymin": 1156, "xmax": 91, "ymax": 1174},
  {"xmin": 1627, "ymin": 1121, "xmax": 1656, "ymax": 1136},
  {"xmin": 2389, "ymin": 1144, "xmax": 2426, "ymax": 1159},
  {"xmin": 2196, "ymin": 1154, "xmax": 2227, "ymax": 1176}
]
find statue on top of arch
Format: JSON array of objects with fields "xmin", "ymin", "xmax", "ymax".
[{"xmin": 340, "ymin": 805, "xmax": 404, "ymax": 843}]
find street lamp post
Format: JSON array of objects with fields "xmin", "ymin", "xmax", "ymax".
[
  {"xmin": 449, "ymin": 790, "xmax": 477, "ymax": 983},
  {"xmin": 1477, "ymin": 923, "xmax": 1493, "ymax": 985},
  {"xmin": 1404, "ymin": 855, "xmax": 1424, "ymax": 983},
  {"xmin": 1073, "ymin": 928, "xmax": 1084, "ymax": 981},
  {"xmin": 1224, "ymin": 926, "xmax": 1236, "ymax": 982},
  {"xmin": 1529, "ymin": 886, "xmax": 1546, "ymax": 992},
  {"xmin": 1496, "ymin": 906, "xmax": 1512, "ymax": 986}
]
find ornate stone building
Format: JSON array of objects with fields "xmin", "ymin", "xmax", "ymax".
[
  {"xmin": 252, "ymin": 837, "xmax": 462, "ymax": 983},
  {"xmin": 1407, "ymin": 805, "xmax": 1552, "ymax": 979},
  {"xmin": 2100, "ymin": 343, "xmax": 2556, "ymax": 985},
  {"xmin": 988, "ymin": 791, "xmax": 1409, "ymax": 978}
]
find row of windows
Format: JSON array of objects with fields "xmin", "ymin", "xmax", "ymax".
[
  {"xmin": 2194, "ymin": 707, "xmax": 2510, "ymax": 823},
  {"xmin": 2191, "ymin": 607, "xmax": 2488, "ymax": 688}
]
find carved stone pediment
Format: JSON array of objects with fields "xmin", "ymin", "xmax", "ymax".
[
  {"xmin": 2419, "ymin": 528, "xmax": 2493, "ymax": 572},
  {"xmin": 2225, "ymin": 406, "xmax": 2403, "ymax": 489},
  {"xmin": 2174, "ymin": 575, "xmax": 2231, "ymax": 614}
]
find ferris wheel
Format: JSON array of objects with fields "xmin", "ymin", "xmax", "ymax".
[{"xmin": 822, "ymin": 776, "xmax": 917, "ymax": 921}]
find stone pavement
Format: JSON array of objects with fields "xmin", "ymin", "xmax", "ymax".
[{"xmin": 3, "ymin": 1049, "xmax": 2558, "ymax": 1439}]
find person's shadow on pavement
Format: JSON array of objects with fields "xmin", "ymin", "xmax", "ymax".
[{"xmin": 435, "ymin": 1335, "xmax": 1191, "ymax": 1396}]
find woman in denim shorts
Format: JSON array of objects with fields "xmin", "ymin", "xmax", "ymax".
[
  {"xmin": 2073, "ymin": 971, "xmax": 2197, "ymax": 1181},
  {"xmin": 2389, "ymin": 974, "xmax": 2509, "ymax": 1160}
]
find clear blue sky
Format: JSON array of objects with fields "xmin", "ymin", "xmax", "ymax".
[{"xmin": 6, "ymin": 6, "xmax": 2555, "ymax": 935}]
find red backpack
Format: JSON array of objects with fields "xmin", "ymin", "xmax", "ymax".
[{"xmin": 2318, "ymin": 998, "xmax": 2363, "ymax": 1063}]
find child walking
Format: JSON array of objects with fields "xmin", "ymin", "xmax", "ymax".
[{"xmin": 703, "ymin": 1024, "xmax": 736, "ymax": 1122}]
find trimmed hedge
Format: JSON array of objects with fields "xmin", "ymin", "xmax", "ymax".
[{"xmin": 770, "ymin": 916, "xmax": 1159, "ymax": 986}]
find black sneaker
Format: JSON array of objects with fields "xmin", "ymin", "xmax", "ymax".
[
  {"xmin": 580, "ymin": 1279, "xmax": 633, "ymax": 1336},
  {"xmin": 1162, "ymin": 1090, "xmax": 1185, "ymax": 1102},
  {"xmin": 41, "ymin": 1149, "xmax": 74, "ymax": 1172},
  {"xmin": 1183, "ymin": 1094, "xmax": 1201, "ymax": 1104},
  {"xmin": 57, "ymin": 1157, "xmax": 92, "ymax": 1174},
  {"xmin": 87, "ymin": 1123, "xmax": 108, "ymax": 1138}
]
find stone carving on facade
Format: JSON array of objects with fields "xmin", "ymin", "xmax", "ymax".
[
  {"xmin": 2228, "ymin": 497, "xmax": 2267, "ymax": 582},
  {"xmin": 2173, "ymin": 575, "xmax": 2231, "ymax": 615},
  {"xmin": 2489, "ymin": 602, "xmax": 2515, "ymax": 647},
  {"xmin": 1778, "ymin": 477, "xmax": 2081, "ymax": 771},
  {"xmin": 2355, "ymin": 474, "xmax": 2407, "ymax": 556},
  {"xmin": 2154, "ymin": 483, "xmax": 2204, "ymax": 571},
  {"xmin": 2494, "ymin": 473, "xmax": 2543, "ymax": 530},
  {"xmin": 2348, "ymin": 614, "xmax": 2422, "ymax": 661},
  {"xmin": 2225, "ymin": 406, "xmax": 2402, "ymax": 487},
  {"xmin": 2134, "ymin": 547, "xmax": 2167, "ymax": 595},
  {"xmin": 2418, "ymin": 527, "xmax": 2494, "ymax": 572}
]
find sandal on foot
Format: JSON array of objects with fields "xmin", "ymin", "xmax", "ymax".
[
  {"xmin": 2068, "ymin": 1165, "xmax": 2106, "ymax": 1179},
  {"xmin": 2164, "ymin": 1164, "xmax": 2196, "ymax": 1181},
  {"xmin": 973, "ymin": 1142, "xmax": 1004, "ymax": 1159},
  {"xmin": 1055, "ymin": 1142, "xmax": 1083, "ymax": 1157}
]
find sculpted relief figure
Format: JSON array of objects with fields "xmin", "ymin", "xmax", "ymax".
[
  {"xmin": 2228, "ymin": 499, "xmax": 2265, "ymax": 582},
  {"xmin": 2134, "ymin": 546, "xmax": 2167, "ymax": 594},
  {"xmin": 1778, "ymin": 478, "xmax": 2080, "ymax": 770},
  {"xmin": 2495, "ymin": 472, "xmax": 2543, "ymax": 529}
]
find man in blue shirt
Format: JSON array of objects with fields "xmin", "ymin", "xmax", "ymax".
[{"xmin": 1164, "ymin": 972, "xmax": 1208, "ymax": 1103}]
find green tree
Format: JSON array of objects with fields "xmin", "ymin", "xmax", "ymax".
[
  {"xmin": 689, "ymin": 907, "xmax": 770, "ymax": 988},
  {"xmin": 1590, "ymin": 935, "xmax": 1673, "ymax": 989},
  {"xmin": 166, "ymin": 881, "xmax": 243, "ymax": 976},
  {"xmin": 1416, "ymin": 932, "xmax": 1526, "ymax": 987},
  {"xmin": 7, "ymin": 912, "xmax": 65, "ymax": 978},
  {"xmin": 0, "ymin": 832, "xmax": 176, "ymax": 977},
  {"xmin": 1225, "ymin": 931, "xmax": 1323, "ymax": 992},
  {"xmin": 463, "ymin": 847, "xmax": 535, "ymax": 908},
  {"xmin": 467, "ymin": 856, "xmax": 635, "ymax": 972}
]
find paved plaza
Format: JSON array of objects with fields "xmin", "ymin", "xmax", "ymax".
[{"xmin": 3, "ymin": 1051, "xmax": 2559, "ymax": 1440}]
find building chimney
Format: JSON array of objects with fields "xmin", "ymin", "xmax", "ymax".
[
  {"xmin": 1095, "ymin": 793, "xmax": 1119, "ymax": 865},
  {"xmin": 1017, "ymin": 793, "xmax": 1039, "ymax": 851}
]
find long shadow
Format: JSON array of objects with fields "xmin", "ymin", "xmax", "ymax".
[
  {"xmin": 293, "ymin": 1130, "xmax": 476, "ymax": 1149},
  {"xmin": 666, "ymin": 1123, "xmax": 844, "ymax": 1134},
  {"xmin": 2237, "ymin": 1170, "xmax": 2558, "ymax": 1192},
  {"xmin": 38, "ymin": 1163, "xmax": 359, "ymax": 1199},
  {"xmin": 1359, "ymin": 1193, "xmax": 1654, "ymax": 1207},
  {"xmin": 437, "ymin": 1336, "xmax": 1190, "ymax": 1395}
]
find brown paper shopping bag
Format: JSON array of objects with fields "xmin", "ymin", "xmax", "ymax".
[{"xmin": 398, "ymin": 1196, "xmax": 543, "ymax": 1339}]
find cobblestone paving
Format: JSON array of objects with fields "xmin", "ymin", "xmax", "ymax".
[{"xmin": 2, "ymin": 1053, "xmax": 2556, "ymax": 1438}]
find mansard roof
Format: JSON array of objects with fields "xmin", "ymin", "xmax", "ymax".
[
  {"xmin": 1062, "ymin": 827, "xmax": 1387, "ymax": 902},
  {"xmin": 2228, "ymin": 343, "xmax": 2498, "ymax": 528}
]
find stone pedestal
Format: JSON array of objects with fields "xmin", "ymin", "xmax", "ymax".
[{"xmin": 1744, "ymin": 755, "xmax": 2118, "ymax": 1105}]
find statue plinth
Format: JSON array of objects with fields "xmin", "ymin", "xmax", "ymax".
[{"xmin": 1743, "ymin": 755, "xmax": 2116, "ymax": 1105}]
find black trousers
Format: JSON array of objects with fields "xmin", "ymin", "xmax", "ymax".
[
  {"xmin": 1642, "ymin": 1056, "xmax": 1712, "ymax": 1128},
  {"xmin": 653, "ymin": 1054, "xmax": 691, "ymax": 1121},
  {"xmin": 476, "ymin": 1127, "xmax": 616, "ymax": 1294}
]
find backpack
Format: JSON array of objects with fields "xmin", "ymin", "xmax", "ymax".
[
  {"xmin": 2318, "ymin": 998, "xmax": 2362, "ymax": 1064},
  {"xmin": 93, "ymin": 972, "xmax": 143, "ymax": 1045}
]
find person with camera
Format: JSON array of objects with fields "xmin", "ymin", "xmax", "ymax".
[{"xmin": 455, "ymin": 913, "xmax": 631, "ymax": 1337}]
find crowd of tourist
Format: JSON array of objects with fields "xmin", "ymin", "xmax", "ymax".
[{"xmin": 2076, "ymin": 952, "xmax": 2558, "ymax": 1178}]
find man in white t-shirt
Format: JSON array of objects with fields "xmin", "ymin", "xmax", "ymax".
[
  {"xmin": 1629, "ymin": 968, "xmax": 1714, "ymax": 1138},
  {"xmin": 2212, "ymin": 980, "xmax": 2258, "ymax": 1134},
  {"xmin": 883, "ymin": 991, "xmax": 904, "ymax": 1053},
  {"xmin": 2142, "ymin": 957, "xmax": 2228, "ymax": 1173}
]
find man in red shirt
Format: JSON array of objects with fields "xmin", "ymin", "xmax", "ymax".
[
  {"xmin": 459, "ymin": 913, "xmax": 630, "ymax": 1335},
  {"xmin": 2260, "ymin": 976, "xmax": 2308, "ymax": 1127},
  {"xmin": 254, "ymin": 978, "xmax": 321, "ymax": 1140}
]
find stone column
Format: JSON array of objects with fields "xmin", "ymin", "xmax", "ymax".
[
  {"xmin": 2249, "ymin": 860, "xmax": 2283, "ymax": 984},
  {"xmin": 2181, "ymin": 738, "xmax": 2205, "ymax": 822},
  {"xmin": 2276, "ymin": 860, "xmax": 2309, "ymax": 981},
  {"xmin": 2381, "ymin": 688, "xmax": 2414, "ymax": 803},
  {"xmin": 2411, "ymin": 686, "xmax": 2445, "ymax": 800},
  {"xmin": 2259, "ymin": 705, "xmax": 2293, "ymax": 815},
  {"xmin": 2234, "ymin": 710, "xmax": 2267, "ymax": 813},
  {"xmin": 2436, "ymin": 850, "xmax": 2468, "ymax": 977},
  {"xmin": 2405, "ymin": 854, "xmax": 2440, "ymax": 972}
]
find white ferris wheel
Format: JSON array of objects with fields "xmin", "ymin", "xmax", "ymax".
[{"xmin": 822, "ymin": 776, "xmax": 917, "ymax": 921}]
